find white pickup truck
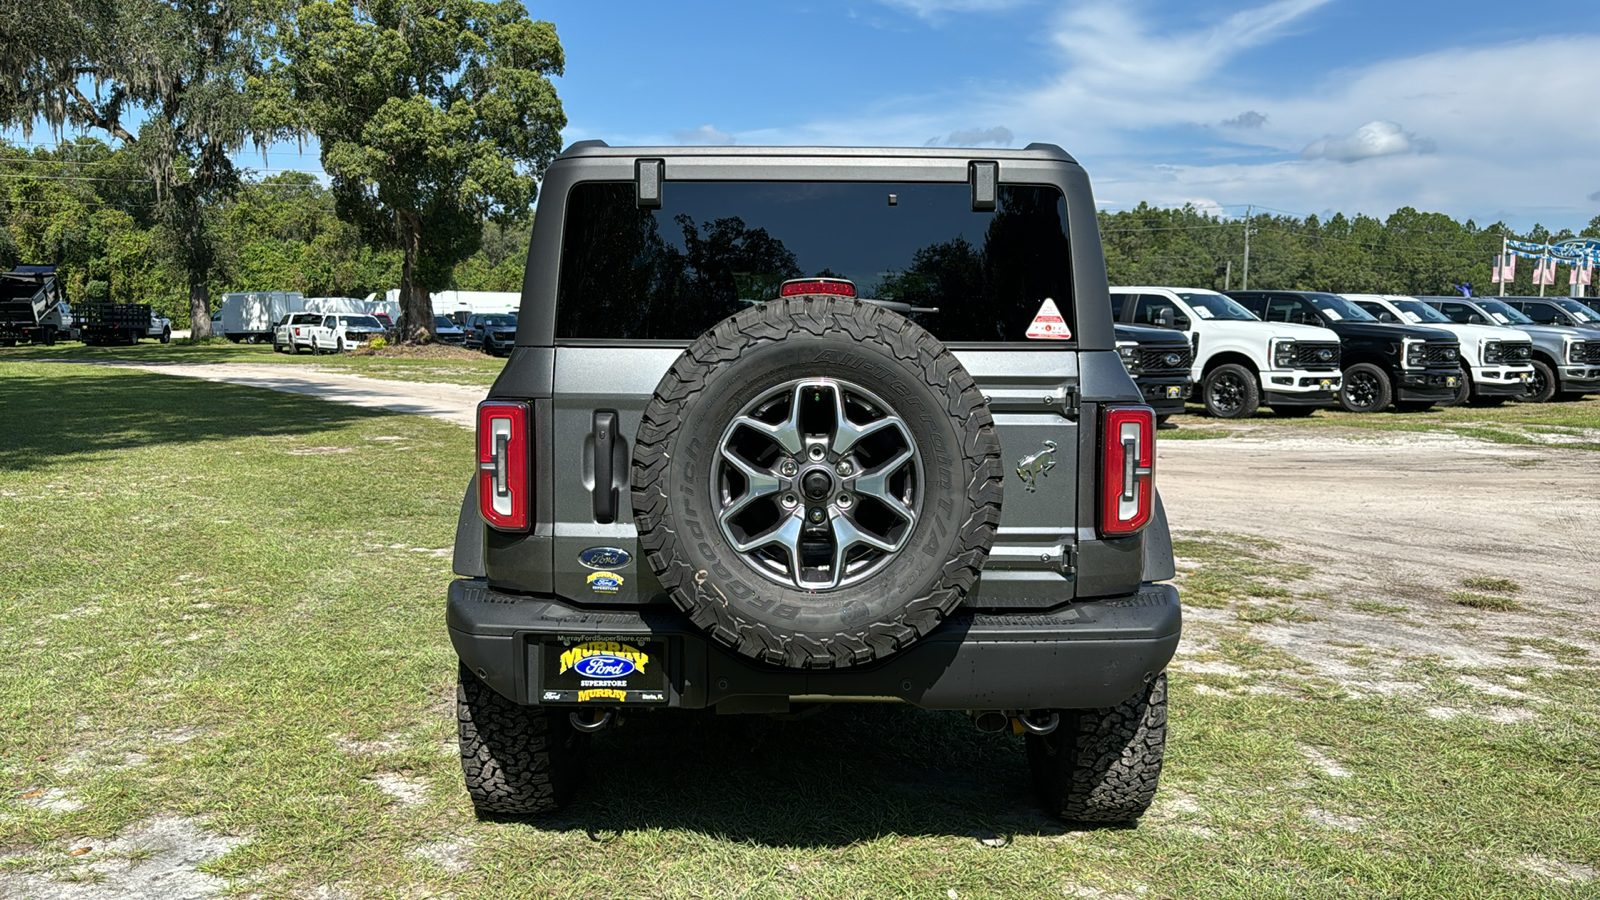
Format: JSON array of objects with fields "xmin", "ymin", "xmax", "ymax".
[
  {"xmin": 274, "ymin": 313, "xmax": 387, "ymax": 354},
  {"xmin": 1342, "ymin": 294, "xmax": 1533, "ymax": 405},
  {"xmin": 1111, "ymin": 287, "xmax": 1343, "ymax": 418}
]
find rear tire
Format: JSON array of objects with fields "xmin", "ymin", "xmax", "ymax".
[
  {"xmin": 1201, "ymin": 363, "xmax": 1259, "ymax": 419},
  {"xmin": 1338, "ymin": 363, "xmax": 1392, "ymax": 413},
  {"xmin": 457, "ymin": 664, "xmax": 585, "ymax": 816},
  {"xmin": 1518, "ymin": 360, "xmax": 1558, "ymax": 403},
  {"xmin": 1028, "ymin": 674, "xmax": 1168, "ymax": 824}
]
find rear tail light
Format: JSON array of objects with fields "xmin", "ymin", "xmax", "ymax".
[
  {"xmin": 477, "ymin": 401, "xmax": 530, "ymax": 531},
  {"xmin": 1100, "ymin": 405, "xmax": 1155, "ymax": 537}
]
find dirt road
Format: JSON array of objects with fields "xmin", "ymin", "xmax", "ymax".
[{"xmin": 64, "ymin": 360, "xmax": 486, "ymax": 428}]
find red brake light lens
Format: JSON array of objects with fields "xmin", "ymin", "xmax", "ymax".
[
  {"xmin": 1100, "ymin": 405, "xmax": 1155, "ymax": 537},
  {"xmin": 477, "ymin": 401, "xmax": 530, "ymax": 531},
  {"xmin": 779, "ymin": 278, "xmax": 856, "ymax": 298}
]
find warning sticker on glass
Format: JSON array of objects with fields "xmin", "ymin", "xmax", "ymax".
[{"xmin": 1026, "ymin": 297, "xmax": 1072, "ymax": 340}]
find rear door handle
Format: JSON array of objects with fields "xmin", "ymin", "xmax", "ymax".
[{"xmin": 593, "ymin": 411, "xmax": 618, "ymax": 523}]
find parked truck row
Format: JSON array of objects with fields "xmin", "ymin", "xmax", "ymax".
[{"xmin": 1105, "ymin": 287, "xmax": 1597, "ymax": 418}]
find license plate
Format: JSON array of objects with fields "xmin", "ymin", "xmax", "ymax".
[
  {"xmin": 1166, "ymin": 386, "xmax": 1182, "ymax": 399},
  {"xmin": 1519, "ymin": 373, "xmax": 1531, "ymax": 382},
  {"xmin": 1319, "ymin": 379, "xmax": 1334, "ymax": 390},
  {"xmin": 540, "ymin": 639, "xmax": 668, "ymax": 704},
  {"xmin": 1446, "ymin": 376, "xmax": 1458, "ymax": 387}
]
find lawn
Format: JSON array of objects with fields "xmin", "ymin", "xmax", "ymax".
[
  {"xmin": 1, "ymin": 363, "xmax": 1595, "ymax": 898},
  {"xmin": 0, "ymin": 338, "xmax": 508, "ymax": 388}
]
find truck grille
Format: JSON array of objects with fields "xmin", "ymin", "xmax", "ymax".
[
  {"xmin": 1292, "ymin": 342, "xmax": 1340, "ymax": 370},
  {"xmin": 1579, "ymin": 342, "xmax": 1600, "ymax": 364},
  {"xmin": 1138, "ymin": 345, "xmax": 1193, "ymax": 372},
  {"xmin": 1424, "ymin": 342, "xmax": 1461, "ymax": 365},
  {"xmin": 1497, "ymin": 341, "xmax": 1531, "ymax": 362}
]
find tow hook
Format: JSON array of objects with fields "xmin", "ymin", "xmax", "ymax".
[
  {"xmin": 1015, "ymin": 711, "xmax": 1060, "ymax": 735},
  {"xmin": 569, "ymin": 709, "xmax": 616, "ymax": 733}
]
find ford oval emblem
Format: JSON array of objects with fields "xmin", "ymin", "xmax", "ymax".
[
  {"xmin": 578, "ymin": 547, "xmax": 631, "ymax": 570},
  {"xmin": 572, "ymin": 655, "xmax": 637, "ymax": 678},
  {"xmin": 1318, "ymin": 349, "xmax": 1334, "ymax": 361},
  {"xmin": 1163, "ymin": 352, "xmax": 1182, "ymax": 367}
]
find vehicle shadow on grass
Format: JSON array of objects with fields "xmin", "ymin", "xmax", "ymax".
[
  {"xmin": 0, "ymin": 366, "xmax": 392, "ymax": 471},
  {"xmin": 526, "ymin": 704, "xmax": 1074, "ymax": 846}
]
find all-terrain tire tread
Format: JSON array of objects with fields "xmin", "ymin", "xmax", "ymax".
[
  {"xmin": 1028, "ymin": 674, "xmax": 1167, "ymax": 824},
  {"xmin": 457, "ymin": 664, "xmax": 584, "ymax": 815}
]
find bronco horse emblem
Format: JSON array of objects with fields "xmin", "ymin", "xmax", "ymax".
[{"xmin": 1015, "ymin": 440, "xmax": 1058, "ymax": 492}]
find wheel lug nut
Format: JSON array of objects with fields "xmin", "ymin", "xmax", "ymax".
[
  {"xmin": 808, "ymin": 446, "xmax": 826, "ymax": 461},
  {"xmin": 808, "ymin": 507, "xmax": 826, "ymax": 524},
  {"xmin": 836, "ymin": 460, "xmax": 853, "ymax": 477},
  {"xmin": 836, "ymin": 493, "xmax": 853, "ymax": 508},
  {"xmin": 779, "ymin": 459, "xmax": 798, "ymax": 477}
]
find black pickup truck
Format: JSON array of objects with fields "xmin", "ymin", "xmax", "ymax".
[
  {"xmin": 448, "ymin": 142, "xmax": 1181, "ymax": 824},
  {"xmin": 1227, "ymin": 290, "xmax": 1461, "ymax": 412},
  {"xmin": 1114, "ymin": 323, "xmax": 1193, "ymax": 422}
]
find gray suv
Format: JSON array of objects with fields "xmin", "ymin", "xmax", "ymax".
[{"xmin": 447, "ymin": 142, "xmax": 1181, "ymax": 823}]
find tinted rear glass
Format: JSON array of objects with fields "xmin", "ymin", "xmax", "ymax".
[{"xmin": 555, "ymin": 181, "xmax": 1073, "ymax": 343}]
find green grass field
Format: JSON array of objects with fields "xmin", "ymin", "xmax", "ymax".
[
  {"xmin": 1, "ymin": 362, "xmax": 1596, "ymax": 898},
  {"xmin": 1162, "ymin": 396, "xmax": 1600, "ymax": 449},
  {"xmin": 0, "ymin": 338, "xmax": 507, "ymax": 387}
]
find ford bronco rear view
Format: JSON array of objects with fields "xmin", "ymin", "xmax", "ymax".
[{"xmin": 448, "ymin": 143, "xmax": 1181, "ymax": 823}]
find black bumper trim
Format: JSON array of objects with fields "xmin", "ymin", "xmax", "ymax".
[
  {"xmin": 1262, "ymin": 389, "xmax": 1337, "ymax": 408},
  {"xmin": 447, "ymin": 579, "xmax": 1181, "ymax": 711}
]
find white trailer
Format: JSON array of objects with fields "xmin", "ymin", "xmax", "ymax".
[
  {"xmin": 301, "ymin": 296, "xmax": 370, "ymax": 315},
  {"xmin": 217, "ymin": 291, "xmax": 304, "ymax": 343}
]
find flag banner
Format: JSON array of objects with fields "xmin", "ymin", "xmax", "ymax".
[
  {"xmin": 1492, "ymin": 255, "xmax": 1503, "ymax": 283},
  {"xmin": 1505, "ymin": 254, "xmax": 1515, "ymax": 281}
]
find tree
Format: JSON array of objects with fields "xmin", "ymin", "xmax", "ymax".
[
  {"xmin": 0, "ymin": 0, "xmax": 271, "ymax": 337},
  {"xmin": 265, "ymin": 0, "xmax": 565, "ymax": 343}
]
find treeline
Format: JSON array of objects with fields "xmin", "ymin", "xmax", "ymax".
[
  {"xmin": 0, "ymin": 138, "xmax": 528, "ymax": 325},
  {"xmin": 1100, "ymin": 203, "xmax": 1600, "ymax": 297}
]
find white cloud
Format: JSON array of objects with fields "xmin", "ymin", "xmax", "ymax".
[
  {"xmin": 1222, "ymin": 111, "xmax": 1268, "ymax": 129},
  {"xmin": 1300, "ymin": 121, "xmax": 1430, "ymax": 162},
  {"xmin": 879, "ymin": 0, "xmax": 1032, "ymax": 20},
  {"xmin": 672, "ymin": 124, "xmax": 734, "ymax": 145},
  {"xmin": 936, "ymin": 126, "xmax": 1014, "ymax": 146}
]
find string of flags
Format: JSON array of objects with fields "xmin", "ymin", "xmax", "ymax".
[{"xmin": 1492, "ymin": 237, "xmax": 1599, "ymax": 285}]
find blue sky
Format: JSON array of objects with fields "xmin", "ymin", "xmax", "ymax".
[
  {"xmin": 12, "ymin": 1, "xmax": 1600, "ymax": 232},
  {"xmin": 532, "ymin": 0, "xmax": 1600, "ymax": 231}
]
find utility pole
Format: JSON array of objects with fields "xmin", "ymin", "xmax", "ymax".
[
  {"xmin": 1224, "ymin": 259, "xmax": 1232, "ymax": 291},
  {"xmin": 1242, "ymin": 205, "xmax": 1252, "ymax": 290}
]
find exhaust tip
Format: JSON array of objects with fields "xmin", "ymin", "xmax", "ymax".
[{"xmin": 971, "ymin": 711, "xmax": 1009, "ymax": 734}]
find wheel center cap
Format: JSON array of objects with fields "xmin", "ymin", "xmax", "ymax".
[{"xmin": 801, "ymin": 470, "xmax": 833, "ymax": 501}]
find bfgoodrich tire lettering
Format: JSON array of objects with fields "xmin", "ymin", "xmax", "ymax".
[
  {"xmin": 632, "ymin": 297, "xmax": 1004, "ymax": 669},
  {"xmin": 1027, "ymin": 673, "xmax": 1167, "ymax": 824},
  {"xmin": 457, "ymin": 664, "xmax": 586, "ymax": 815}
]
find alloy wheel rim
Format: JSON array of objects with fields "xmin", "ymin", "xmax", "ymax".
[{"xmin": 712, "ymin": 378, "xmax": 922, "ymax": 591}]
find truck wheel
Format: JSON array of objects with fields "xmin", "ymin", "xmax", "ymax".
[
  {"xmin": 1518, "ymin": 360, "xmax": 1557, "ymax": 403},
  {"xmin": 160, "ymin": 328, "xmax": 171, "ymax": 344},
  {"xmin": 1028, "ymin": 673, "xmax": 1167, "ymax": 824},
  {"xmin": 457, "ymin": 664, "xmax": 586, "ymax": 816},
  {"xmin": 41, "ymin": 327, "xmax": 57, "ymax": 346},
  {"xmin": 1338, "ymin": 363, "xmax": 1392, "ymax": 413},
  {"xmin": 336, "ymin": 337, "xmax": 345, "ymax": 353},
  {"xmin": 1201, "ymin": 364, "xmax": 1259, "ymax": 419},
  {"xmin": 633, "ymin": 297, "xmax": 1004, "ymax": 669}
]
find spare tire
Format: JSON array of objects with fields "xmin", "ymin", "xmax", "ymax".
[{"xmin": 632, "ymin": 297, "xmax": 1003, "ymax": 669}]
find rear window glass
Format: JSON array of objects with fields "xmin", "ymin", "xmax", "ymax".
[{"xmin": 555, "ymin": 181, "xmax": 1073, "ymax": 343}]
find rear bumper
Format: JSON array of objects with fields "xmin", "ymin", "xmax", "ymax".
[{"xmin": 447, "ymin": 578, "xmax": 1181, "ymax": 712}]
